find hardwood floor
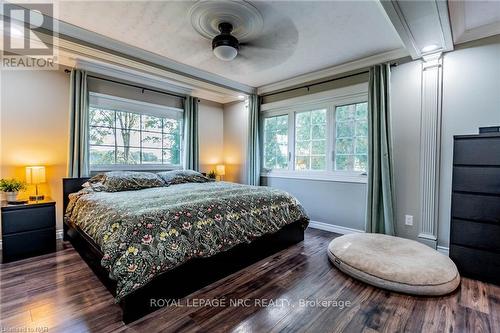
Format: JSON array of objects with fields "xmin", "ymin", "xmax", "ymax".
[{"xmin": 1, "ymin": 228, "xmax": 499, "ymax": 333}]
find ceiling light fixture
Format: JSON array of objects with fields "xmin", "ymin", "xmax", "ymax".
[
  {"xmin": 421, "ymin": 44, "xmax": 440, "ymax": 53},
  {"xmin": 212, "ymin": 22, "xmax": 239, "ymax": 61}
]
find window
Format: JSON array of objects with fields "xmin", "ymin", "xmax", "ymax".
[
  {"xmin": 335, "ymin": 102, "xmax": 368, "ymax": 172},
  {"xmin": 263, "ymin": 114, "xmax": 289, "ymax": 170},
  {"xmin": 261, "ymin": 86, "xmax": 368, "ymax": 182},
  {"xmin": 88, "ymin": 93, "xmax": 183, "ymax": 169},
  {"xmin": 295, "ymin": 109, "xmax": 327, "ymax": 170}
]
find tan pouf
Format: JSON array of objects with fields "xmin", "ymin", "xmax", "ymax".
[{"xmin": 327, "ymin": 233, "xmax": 460, "ymax": 296}]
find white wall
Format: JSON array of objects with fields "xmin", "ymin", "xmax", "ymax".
[
  {"xmin": 391, "ymin": 60, "xmax": 423, "ymax": 242},
  {"xmin": 259, "ymin": 36, "xmax": 500, "ymax": 245},
  {"xmin": 223, "ymin": 101, "xmax": 248, "ymax": 183},
  {"xmin": 391, "ymin": 35, "xmax": 500, "ymax": 248},
  {"xmin": 438, "ymin": 36, "xmax": 500, "ymax": 247},
  {"xmin": 198, "ymin": 99, "xmax": 224, "ymax": 174},
  {"xmin": 261, "ymin": 177, "xmax": 366, "ymax": 230}
]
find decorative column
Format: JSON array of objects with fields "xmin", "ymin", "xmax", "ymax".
[{"xmin": 418, "ymin": 54, "xmax": 443, "ymax": 249}]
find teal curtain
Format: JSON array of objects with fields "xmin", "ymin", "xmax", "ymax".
[
  {"xmin": 184, "ymin": 96, "xmax": 199, "ymax": 171},
  {"xmin": 247, "ymin": 95, "xmax": 260, "ymax": 186},
  {"xmin": 68, "ymin": 69, "xmax": 90, "ymax": 178},
  {"xmin": 366, "ymin": 64, "xmax": 395, "ymax": 235}
]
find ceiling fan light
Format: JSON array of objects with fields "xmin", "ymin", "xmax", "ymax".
[{"xmin": 213, "ymin": 45, "xmax": 238, "ymax": 61}]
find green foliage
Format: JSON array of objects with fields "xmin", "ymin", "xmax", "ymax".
[
  {"xmin": 207, "ymin": 170, "xmax": 217, "ymax": 179},
  {"xmin": 334, "ymin": 102, "xmax": 368, "ymax": 172},
  {"xmin": 0, "ymin": 178, "xmax": 26, "ymax": 192},
  {"xmin": 263, "ymin": 102, "xmax": 368, "ymax": 173},
  {"xmin": 263, "ymin": 115, "xmax": 289, "ymax": 170},
  {"xmin": 294, "ymin": 109, "xmax": 327, "ymax": 171},
  {"xmin": 89, "ymin": 106, "xmax": 181, "ymax": 166}
]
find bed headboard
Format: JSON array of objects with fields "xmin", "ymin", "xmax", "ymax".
[{"xmin": 62, "ymin": 177, "xmax": 90, "ymax": 213}]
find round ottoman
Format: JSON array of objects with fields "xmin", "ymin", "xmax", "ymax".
[{"xmin": 327, "ymin": 233, "xmax": 460, "ymax": 296}]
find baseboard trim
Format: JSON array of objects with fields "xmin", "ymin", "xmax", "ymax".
[
  {"xmin": 0, "ymin": 229, "xmax": 63, "ymax": 250},
  {"xmin": 308, "ymin": 220, "xmax": 365, "ymax": 235},
  {"xmin": 308, "ymin": 221, "xmax": 450, "ymax": 256},
  {"xmin": 437, "ymin": 246, "xmax": 450, "ymax": 256}
]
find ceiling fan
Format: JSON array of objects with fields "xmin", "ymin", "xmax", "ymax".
[
  {"xmin": 212, "ymin": 22, "xmax": 239, "ymax": 61},
  {"xmin": 188, "ymin": 0, "xmax": 298, "ymax": 65}
]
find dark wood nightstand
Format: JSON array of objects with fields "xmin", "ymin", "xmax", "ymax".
[{"xmin": 1, "ymin": 198, "xmax": 56, "ymax": 263}]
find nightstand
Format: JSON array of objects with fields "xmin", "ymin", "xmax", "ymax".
[{"xmin": 1, "ymin": 198, "xmax": 56, "ymax": 263}]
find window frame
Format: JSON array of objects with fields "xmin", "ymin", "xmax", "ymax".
[
  {"xmin": 260, "ymin": 83, "xmax": 368, "ymax": 183},
  {"xmin": 88, "ymin": 92, "xmax": 184, "ymax": 172}
]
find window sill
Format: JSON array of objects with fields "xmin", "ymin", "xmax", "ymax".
[{"xmin": 260, "ymin": 171, "xmax": 367, "ymax": 184}]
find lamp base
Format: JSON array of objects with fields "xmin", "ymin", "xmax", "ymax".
[{"xmin": 29, "ymin": 195, "xmax": 45, "ymax": 201}]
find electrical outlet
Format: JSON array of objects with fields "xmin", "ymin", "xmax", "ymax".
[{"xmin": 405, "ymin": 215, "xmax": 413, "ymax": 226}]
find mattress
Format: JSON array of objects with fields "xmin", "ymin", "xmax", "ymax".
[{"xmin": 65, "ymin": 181, "xmax": 308, "ymax": 300}]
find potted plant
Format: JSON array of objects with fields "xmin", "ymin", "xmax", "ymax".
[
  {"xmin": 207, "ymin": 170, "xmax": 217, "ymax": 180},
  {"xmin": 0, "ymin": 178, "xmax": 27, "ymax": 202}
]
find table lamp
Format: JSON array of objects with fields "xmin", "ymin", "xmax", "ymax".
[
  {"xmin": 216, "ymin": 164, "xmax": 226, "ymax": 181},
  {"xmin": 26, "ymin": 166, "xmax": 46, "ymax": 201}
]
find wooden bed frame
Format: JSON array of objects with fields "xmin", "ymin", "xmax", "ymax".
[{"xmin": 62, "ymin": 178, "xmax": 307, "ymax": 323}]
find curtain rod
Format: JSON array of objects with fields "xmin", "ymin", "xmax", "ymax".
[
  {"xmin": 64, "ymin": 69, "xmax": 186, "ymax": 100},
  {"xmin": 261, "ymin": 70, "xmax": 369, "ymax": 98},
  {"xmin": 261, "ymin": 63, "xmax": 398, "ymax": 98}
]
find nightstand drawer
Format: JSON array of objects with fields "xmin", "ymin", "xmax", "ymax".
[
  {"xmin": 2, "ymin": 206, "xmax": 55, "ymax": 234},
  {"xmin": 2, "ymin": 227, "xmax": 56, "ymax": 262}
]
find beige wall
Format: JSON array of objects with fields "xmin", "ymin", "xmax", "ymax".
[
  {"xmin": 1, "ymin": 69, "xmax": 70, "ymax": 231},
  {"xmin": 223, "ymin": 101, "xmax": 248, "ymax": 183},
  {"xmin": 198, "ymin": 99, "xmax": 224, "ymax": 174},
  {"xmin": 0, "ymin": 70, "xmax": 227, "ymax": 233}
]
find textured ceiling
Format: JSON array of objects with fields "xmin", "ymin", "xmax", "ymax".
[
  {"xmin": 57, "ymin": 1, "xmax": 403, "ymax": 87},
  {"xmin": 464, "ymin": 1, "xmax": 500, "ymax": 30}
]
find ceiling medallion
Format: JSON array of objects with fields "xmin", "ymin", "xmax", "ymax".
[{"xmin": 188, "ymin": 0, "xmax": 264, "ymax": 43}]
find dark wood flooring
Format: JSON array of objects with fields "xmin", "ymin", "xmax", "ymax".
[{"xmin": 1, "ymin": 228, "xmax": 499, "ymax": 333}]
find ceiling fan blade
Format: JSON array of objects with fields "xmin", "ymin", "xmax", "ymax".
[{"xmin": 234, "ymin": 12, "xmax": 299, "ymax": 71}]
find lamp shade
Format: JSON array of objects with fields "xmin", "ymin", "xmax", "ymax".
[
  {"xmin": 26, "ymin": 166, "xmax": 46, "ymax": 184},
  {"xmin": 216, "ymin": 164, "xmax": 226, "ymax": 176}
]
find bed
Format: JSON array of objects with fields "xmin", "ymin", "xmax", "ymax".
[{"xmin": 63, "ymin": 173, "xmax": 308, "ymax": 323}]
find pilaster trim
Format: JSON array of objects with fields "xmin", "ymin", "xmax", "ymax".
[{"xmin": 418, "ymin": 56, "xmax": 443, "ymax": 249}]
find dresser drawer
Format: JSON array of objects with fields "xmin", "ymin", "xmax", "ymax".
[
  {"xmin": 450, "ymin": 244, "xmax": 500, "ymax": 285},
  {"xmin": 2, "ymin": 227, "xmax": 56, "ymax": 263},
  {"xmin": 452, "ymin": 167, "xmax": 500, "ymax": 195},
  {"xmin": 2, "ymin": 205, "xmax": 55, "ymax": 234},
  {"xmin": 451, "ymin": 219, "xmax": 500, "ymax": 252},
  {"xmin": 454, "ymin": 137, "xmax": 500, "ymax": 166},
  {"xmin": 452, "ymin": 193, "xmax": 500, "ymax": 223}
]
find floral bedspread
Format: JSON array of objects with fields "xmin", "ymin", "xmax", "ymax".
[{"xmin": 65, "ymin": 181, "xmax": 309, "ymax": 301}]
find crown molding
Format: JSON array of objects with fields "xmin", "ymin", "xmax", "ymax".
[
  {"xmin": 54, "ymin": 19, "xmax": 254, "ymax": 95},
  {"xmin": 449, "ymin": 1, "xmax": 500, "ymax": 45},
  {"xmin": 43, "ymin": 34, "xmax": 246, "ymax": 104},
  {"xmin": 1, "ymin": 2, "xmax": 255, "ymax": 98},
  {"xmin": 77, "ymin": 59, "xmax": 192, "ymax": 96},
  {"xmin": 257, "ymin": 48, "xmax": 408, "ymax": 95}
]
